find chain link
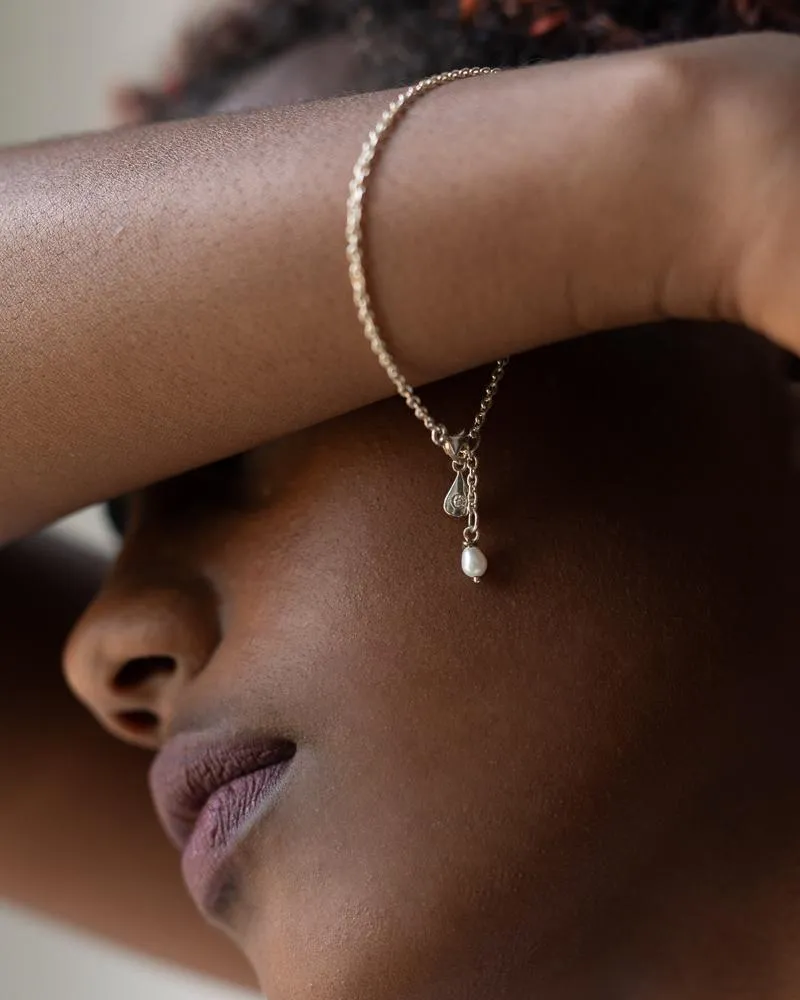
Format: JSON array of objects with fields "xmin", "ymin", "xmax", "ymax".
[
  {"xmin": 462, "ymin": 452, "xmax": 480, "ymax": 547},
  {"xmin": 346, "ymin": 68, "xmax": 508, "ymax": 460}
]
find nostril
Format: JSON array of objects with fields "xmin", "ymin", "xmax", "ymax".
[
  {"xmin": 116, "ymin": 709, "xmax": 160, "ymax": 733},
  {"xmin": 113, "ymin": 655, "xmax": 176, "ymax": 691}
]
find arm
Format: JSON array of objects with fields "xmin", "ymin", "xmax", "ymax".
[
  {"xmin": 0, "ymin": 535, "xmax": 256, "ymax": 988},
  {"xmin": 0, "ymin": 34, "xmax": 793, "ymax": 543}
]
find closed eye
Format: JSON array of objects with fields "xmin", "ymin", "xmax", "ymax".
[
  {"xmin": 105, "ymin": 495, "xmax": 132, "ymax": 538},
  {"xmin": 104, "ymin": 453, "xmax": 250, "ymax": 538}
]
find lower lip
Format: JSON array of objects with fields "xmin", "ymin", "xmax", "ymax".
[{"xmin": 181, "ymin": 762, "xmax": 290, "ymax": 914}]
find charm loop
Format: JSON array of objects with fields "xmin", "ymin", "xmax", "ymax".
[{"xmin": 443, "ymin": 430, "xmax": 467, "ymax": 460}]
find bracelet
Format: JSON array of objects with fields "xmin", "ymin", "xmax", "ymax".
[{"xmin": 346, "ymin": 68, "xmax": 508, "ymax": 582}]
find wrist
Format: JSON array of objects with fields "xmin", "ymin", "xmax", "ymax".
[
  {"xmin": 585, "ymin": 42, "xmax": 739, "ymax": 332},
  {"xmin": 493, "ymin": 45, "xmax": 734, "ymax": 344},
  {"xmin": 661, "ymin": 33, "xmax": 800, "ymax": 352},
  {"xmin": 648, "ymin": 38, "xmax": 760, "ymax": 330}
]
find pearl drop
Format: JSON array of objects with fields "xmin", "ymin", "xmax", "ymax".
[{"xmin": 461, "ymin": 545, "xmax": 488, "ymax": 579}]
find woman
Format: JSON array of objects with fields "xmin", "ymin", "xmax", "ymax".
[{"xmin": 2, "ymin": 1, "xmax": 800, "ymax": 997}]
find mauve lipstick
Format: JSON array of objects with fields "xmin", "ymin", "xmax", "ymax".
[{"xmin": 149, "ymin": 733, "xmax": 295, "ymax": 913}]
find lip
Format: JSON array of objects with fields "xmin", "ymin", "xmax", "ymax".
[{"xmin": 149, "ymin": 733, "xmax": 295, "ymax": 913}]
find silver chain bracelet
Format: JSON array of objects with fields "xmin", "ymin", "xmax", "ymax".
[{"xmin": 346, "ymin": 68, "xmax": 509, "ymax": 581}]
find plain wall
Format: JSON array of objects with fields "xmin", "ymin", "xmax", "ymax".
[{"xmin": 0, "ymin": 0, "xmax": 213, "ymax": 142}]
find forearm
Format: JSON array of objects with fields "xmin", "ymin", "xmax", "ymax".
[{"xmin": 0, "ymin": 48, "xmax": 721, "ymax": 543}]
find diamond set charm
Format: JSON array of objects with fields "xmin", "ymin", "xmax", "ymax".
[{"xmin": 443, "ymin": 471, "xmax": 468, "ymax": 518}]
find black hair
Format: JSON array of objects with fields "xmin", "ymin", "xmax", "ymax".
[{"xmin": 115, "ymin": 0, "xmax": 800, "ymax": 124}]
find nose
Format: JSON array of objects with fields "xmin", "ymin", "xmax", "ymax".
[{"xmin": 63, "ymin": 577, "xmax": 221, "ymax": 749}]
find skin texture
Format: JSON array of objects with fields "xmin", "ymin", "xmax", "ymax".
[
  {"xmin": 8, "ymin": 31, "xmax": 800, "ymax": 543},
  {"xmin": 62, "ymin": 322, "xmax": 800, "ymax": 1000},
  {"xmin": 2, "ymin": 28, "xmax": 800, "ymax": 1000}
]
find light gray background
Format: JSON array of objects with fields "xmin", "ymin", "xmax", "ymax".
[{"xmin": 1, "ymin": 1, "xmax": 256, "ymax": 996}]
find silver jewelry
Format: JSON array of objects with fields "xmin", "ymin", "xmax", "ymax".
[{"xmin": 346, "ymin": 69, "xmax": 508, "ymax": 581}]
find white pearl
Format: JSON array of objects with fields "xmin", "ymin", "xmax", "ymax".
[{"xmin": 461, "ymin": 545, "xmax": 488, "ymax": 579}]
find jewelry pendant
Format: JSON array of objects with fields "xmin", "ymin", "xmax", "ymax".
[
  {"xmin": 443, "ymin": 471, "xmax": 468, "ymax": 518},
  {"xmin": 459, "ymin": 451, "xmax": 485, "ymax": 581},
  {"xmin": 461, "ymin": 545, "xmax": 488, "ymax": 581}
]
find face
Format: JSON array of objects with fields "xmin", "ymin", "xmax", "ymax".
[{"xmin": 63, "ymin": 42, "xmax": 800, "ymax": 1000}]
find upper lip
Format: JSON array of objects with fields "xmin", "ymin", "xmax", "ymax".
[{"xmin": 149, "ymin": 731, "xmax": 296, "ymax": 851}]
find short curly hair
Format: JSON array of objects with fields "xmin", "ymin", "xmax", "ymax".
[{"xmin": 115, "ymin": 0, "xmax": 800, "ymax": 124}]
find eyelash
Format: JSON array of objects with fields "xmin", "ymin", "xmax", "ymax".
[
  {"xmin": 105, "ymin": 495, "xmax": 132, "ymax": 538},
  {"xmin": 104, "ymin": 453, "xmax": 250, "ymax": 539}
]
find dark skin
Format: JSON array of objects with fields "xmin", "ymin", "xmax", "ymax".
[
  {"xmin": 4, "ymin": 34, "xmax": 800, "ymax": 1000},
  {"xmin": 65, "ymin": 325, "xmax": 800, "ymax": 999},
  {"xmin": 8, "ymin": 32, "xmax": 800, "ymax": 544}
]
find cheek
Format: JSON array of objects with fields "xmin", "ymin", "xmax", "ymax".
[
  {"xmin": 195, "ymin": 454, "xmax": 752, "ymax": 999},
  {"xmin": 175, "ymin": 329, "xmax": 794, "ymax": 999}
]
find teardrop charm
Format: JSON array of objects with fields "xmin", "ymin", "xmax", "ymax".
[{"xmin": 443, "ymin": 471, "xmax": 468, "ymax": 518}]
